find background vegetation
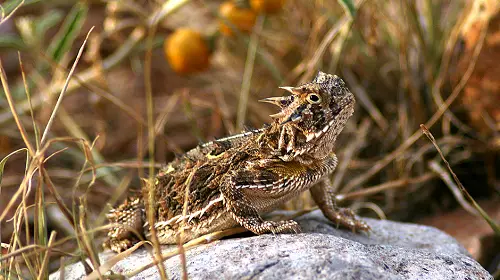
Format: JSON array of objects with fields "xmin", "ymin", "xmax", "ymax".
[{"xmin": 0, "ymin": 0, "xmax": 498, "ymax": 278}]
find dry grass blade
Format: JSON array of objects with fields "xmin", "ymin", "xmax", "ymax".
[
  {"xmin": 343, "ymin": 14, "xmax": 488, "ymax": 191},
  {"xmin": 343, "ymin": 69, "xmax": 388, "ymax": 131},
  {"xmin": 331, "ymin": 118, "xmax": 370, "ymax": 192},
  {"xmin": 78, "ymin": 203, "xmax": 102, "ymax": 280},
  {"xmin": 176, "ymin": 235, "xmax": 188, "ymax": 280},
  {"xmin": 352, "ymin": 202, "xmax": 386, "ymax": 220},
  {"xmin": 144, "ymin": 16, "xmax": 168, "ymax": 279},
  {"xmin": 57, "ymin": 108, "xmax": 117, "ymax": 186},
  {"xmin": 155, "ymin": 92, "xmax": 181, "ymax": 136},
  {"xmin": 0, "ymin": 148, "xmax": 28, "ymax": 185},
  {"xmin": 0, "ymin": 27, "xmax": 144, "ymax": 127},
  {"xmin": 178, "ymin": 163, "xmax": 200, "ymax": 280},
  {"xmin": 421, "ymin": 125, "xmax": 500, "ymax": 235},
  {"xmin": 84, "ymin": 241, "xmax": 147, "ymax": 280},
  {"xmin": 0, "ymin": 59, "xmax": 35, "ymax": 156},
  {"xmin": 0, "ymin": 244, "xmax": 43, "ymax": 263},
  {"xmin": 95, "ymin": 173, "xmax": 133, "ymax": 227},
  {"xmin": 236, "ymin": 15, "xmax": 264, "ymax": 132},
  {"xmin": 148, "ymin": 0, "xmax": 192, "ymax": 26},
  {"xmin": 41, "ymin": 168, "xmax": 74, "ymax": 227},
  {"xmin": 0, "ymin": 0, "xmax": 23, "ymax": 26},
  {"xmin": 18, "ymin": 52, "xmax": 41, "ymax": 151},
  {"xmin": 40, "ymin": 26, "xmax": 94, "ymax": 145},
  {"xmin": 0, "ymin": 162, "xmax": 37, "ymax": 222},
  {"xmin": 337, "ymin": 173, "xmax": 436, "ymax": 201},
  {"xmin": 36, "ymin": 231, "xmax": 56, "ymax": 280},
  {"xmin": 293, "ymin": 16, "xmax": 350, "ymax": 83},
  {"xmin": 42, "ymin": 147, "xmax": 69, "ymax": 164},
  {"xmin": 1, "ymin": 136, "xmax": 92, "ymax": 223},
  {"xmin": 428, "ymin": 160, "xmax": 478, "ymax": 215}
]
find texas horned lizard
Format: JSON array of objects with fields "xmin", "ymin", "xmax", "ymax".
[{"xmin": 105, "ymin": 72, "xmax": 369, "ymax": 252}]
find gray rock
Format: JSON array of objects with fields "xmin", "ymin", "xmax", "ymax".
[{"xmin": 51, "ymin": 210, "xmax": 493, "ymax": 280}]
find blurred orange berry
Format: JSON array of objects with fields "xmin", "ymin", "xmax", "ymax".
[
  {"xmin": 219, "ymin": 1, "xmax": 257, "ymax": 36},
  {"xmin": 250, "ymin": 0, "xmax": 286, "ymax": 14},
  {"xmin": 164, "ymin": 28, "xmax": 210, "ymax": 75}
]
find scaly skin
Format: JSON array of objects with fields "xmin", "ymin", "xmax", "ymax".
[{"xmin": 105, "ymin": 72, "xmax": 369, "ymax": 253}]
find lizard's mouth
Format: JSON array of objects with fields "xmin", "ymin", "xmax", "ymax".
[{"xmin": 302, "ymin": 119, "xmax": 336, "ymax": 143}]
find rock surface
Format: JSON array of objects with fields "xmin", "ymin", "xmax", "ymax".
[{"xmin": 51, "ymin": 210, "xmax": 493, "ymax": 280}]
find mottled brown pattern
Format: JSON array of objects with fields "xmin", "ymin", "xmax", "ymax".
[{"xmin": 105, "ymin": 72, "xmax": 369, "ymax": 253}]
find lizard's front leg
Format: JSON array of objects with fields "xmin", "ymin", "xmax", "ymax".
[
  {"xmin": 310, "ymin": 177, "xmax": 370, "ymax": 232},
  {"xmin": 220, "ymin": 169, "xmax": 301, "ymax": 235}
]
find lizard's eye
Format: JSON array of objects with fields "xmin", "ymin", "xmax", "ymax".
[{"xmin": 307, "ymin": 93, "xmax": 321, "ymax": 104}]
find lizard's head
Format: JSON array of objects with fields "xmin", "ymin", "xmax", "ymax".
[{"xmin": 260, "ymin": 71, "xmax": 355, "ymax": 159}]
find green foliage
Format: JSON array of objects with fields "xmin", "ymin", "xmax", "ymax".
[
  {"xmin": 0, "ymin": 148, "xmax": 27, "ymax": 185},
  {"xmin": 0, "ymin": 34, "xmax": 25, "ymax": 50},
  {"xmin": 47, "ymin": 2, "xmax": 88, "ymax": 63},
  {"xmin": 337, "ymin": 0, "xmax": 356, "ymax": 18},
  {"xmin": 1, "ymin": 0, "xmax": 40, "ymax": 15}
]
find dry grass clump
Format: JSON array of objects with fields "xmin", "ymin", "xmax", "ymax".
[{"xmin": 0, "ymin": 0, "xmax": 498, "ymax": 278}]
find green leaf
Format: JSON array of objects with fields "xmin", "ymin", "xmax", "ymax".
[
  {"xmin": 46, "ymin": 2, "xmax": 88, "ymax": 63},
  {"xmin": 35, "ymin": 10, "xmax": 63, "ymax": 38},
  {"xmin": 337, "ymin": 0, "xmax": 356, "ymax": 18},
  {"xmin": 1, "ymin": 0, "xmax": 40, "ymax": 15},
  {"xmin": 0, "ymin": 148, "xmax": 27, "ymax": 185},
  {"xmin": 0, "ymin": 34, "xmax": 26, "ymax": 50}
]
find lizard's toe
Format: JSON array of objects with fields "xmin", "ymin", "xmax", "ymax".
[{"xmin": 326, "ymin": 208, "xmax": 370, "ymax": 232}]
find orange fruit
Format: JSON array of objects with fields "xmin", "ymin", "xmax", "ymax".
[
  {"xmin": 250, "ymin": 0, "xmax": 286, "ymax": 14},
  {"xmin": 164, "ymin": 28, "xmax": 210, "ymax": 74},
  {"xmin": 219, "ymin": 1, "xmax": 257, "ymax": 36}
]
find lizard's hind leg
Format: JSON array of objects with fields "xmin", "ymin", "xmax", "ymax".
[
  {"xmin": 221, "ymin": 171, "xmax": 301, "ymax": 235},
  {"xmin": 104, "ymin": 197, "xmax": 145, "ymax": 252}
]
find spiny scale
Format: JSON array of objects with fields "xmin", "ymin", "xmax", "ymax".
[{"xmin": 104, "ymin": 72, "xmax": 369, "ymax": 253}]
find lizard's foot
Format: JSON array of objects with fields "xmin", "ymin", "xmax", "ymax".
[
  {"xmin": 257, "ymin": 220, "xmax": 302, "ymax": 234},
  {"xmin": 310, "ymin": 179, "xmax": 370, "ymax": 233},
  {"xmin": 325, "ymin": 207, "xmax": 370, "ymax": 232},
  {"xmin": 104, "ymin": 238, "xmax": 135, "ymax": 253},
  {"xmin": 231, "ymin": 214, "xmax": 302, "ymax": 235}
]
